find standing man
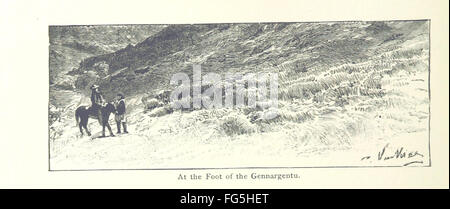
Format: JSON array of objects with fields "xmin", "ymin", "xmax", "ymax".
[{"xmin": 115, "ymin": 93, "xmax": 128, "ymax": 134}]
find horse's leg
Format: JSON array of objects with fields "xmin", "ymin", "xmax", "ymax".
[
  {"xmin": 101, "ymin": 122, "xmax": 106, "ymax": 137},
  {"xmin": 98, "ymin": 110, "xmax": 103, "ymax": 126},
  {"xmin": 84, "ymin": 126, "xmax": 91, "ymax": 136},
  {"xmin": 83, "ymin": 121, "xmax": 91, "ymax": 136},
  {"xmin": 81, "ymin": 117, "xmax": 91, "ymax": 136},
  {"xmin": 106, "ymin": 122, "xmax": 114, "ymax": 137},
  {"xmin": 79, "ymin": 122, "xmax": 84, "ymax": 136}
]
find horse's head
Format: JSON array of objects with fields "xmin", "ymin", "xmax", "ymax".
[{"xmin": 104, "ymin": 102, "xmax": 116, "ymax": 113}]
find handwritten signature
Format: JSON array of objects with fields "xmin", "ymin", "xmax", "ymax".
[{"xmin": 361, "ymin": 143, "xmax": 424, "ymax": 166}]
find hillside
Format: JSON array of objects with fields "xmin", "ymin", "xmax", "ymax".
[
  {"xmin": 68, "ymin": 22, "xmax": 427, "ymax": 99},
  {"xmin": 49, "ymin": 21, "xmax": 430, "ymax": 170},
  {"xmin": 49, "ymin": 25, "xmax": 166, "ymax": 87}
]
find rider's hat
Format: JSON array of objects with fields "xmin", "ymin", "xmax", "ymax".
[{"xmin": 90, "ymin": 84, "xmax": 99, "ymax": 90}]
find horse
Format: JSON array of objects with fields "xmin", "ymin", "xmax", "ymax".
[{"xmin": 75, "ymin": 102, "xmax": 116, "ymax": 138}]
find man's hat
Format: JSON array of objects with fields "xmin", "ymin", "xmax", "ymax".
[
  {"xmin": 117, "ymin": 93, "xmax": 124, "ymax": 99},
  {"xmin": 90, "ymin": 84, "xmax": 99, "ymax": 90}
]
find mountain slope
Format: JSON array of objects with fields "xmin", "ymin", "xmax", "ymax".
[
  {"xmin": 49, "ymin": 25, "xmax": 166, "ymax": 87},
  {"xmin": 70, "ymin": 22, "xmax": 427, "ymax": 99}
]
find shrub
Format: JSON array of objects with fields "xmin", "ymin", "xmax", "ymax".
[
  {"xmin": 220, "ymin": 113, "xmax": 256, "ymax": 136},
  {"xmin": 143, "ymin": 97, "xmax": 163, "ymax": 110},
  {"xmin": 54, "ymin": 78, "xmax": 75, "ymax": 90},
  {"xmin": 148, "ymin": 105, "xmax": 173, "ymax": 117}
]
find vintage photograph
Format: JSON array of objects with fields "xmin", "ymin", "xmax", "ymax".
[{"xmin": 49, "ymin": 21, "xmax": 430, "ymax": 170}]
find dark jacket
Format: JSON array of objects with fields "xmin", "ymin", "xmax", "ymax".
[
  {"xmin": 91, "ymin": 90, "xmax": 104, "ymax": 106},
  {"xmin": 116, "ymin": 99, "xmax": 126, "ymax": 115}
]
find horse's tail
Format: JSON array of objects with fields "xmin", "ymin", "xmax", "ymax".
[{"xmin": 75, "ymin": 107, "xmax": 80, "ymax": 127}]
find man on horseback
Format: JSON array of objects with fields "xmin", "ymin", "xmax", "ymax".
[
  {"xmin": 90, "ymin": 84, "xmax": 105, "ymax": 124},
  {"xmin": 75, "ymin": 84, "xmax": 115, "ymax": 138}
]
